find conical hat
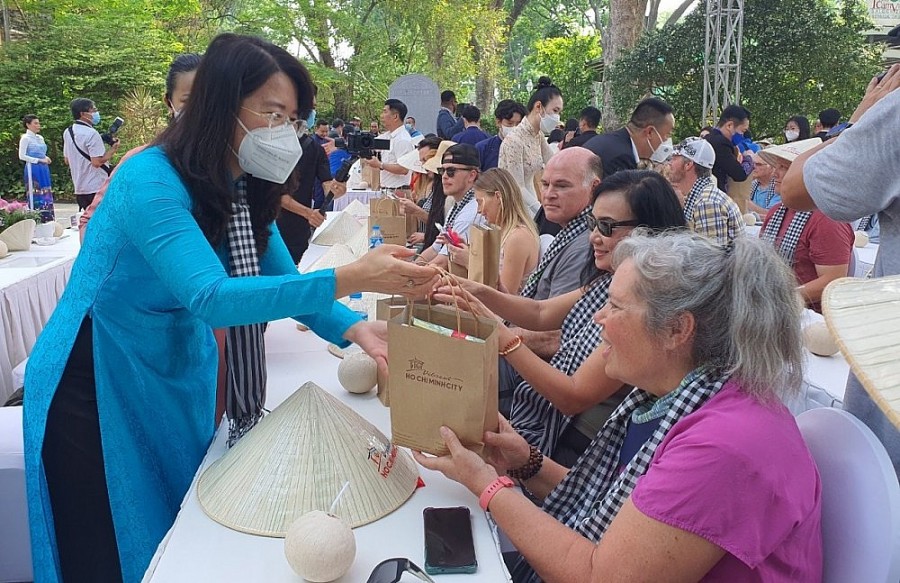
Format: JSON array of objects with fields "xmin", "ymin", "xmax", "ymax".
[
  {"xmin": 303, "ymin": 244, "xmax": 358, "ymax": 273},
  {"xmin": 344, "ymin": 199, "xmax": 370, "ymax": 221},
  {"xmin": 348, "ymin": 224, "xmax": 370, "ymax": 257},
  {"xmin": 197, "ymin": 382, "xmax": 420, "ymax": 536},
  {"xmin": 311, "ymin": 212, "xmax": 364, "ymax": 246},
  {"xmin": 823, "ymin": 275, "xmax": 900, "ymax": 429}
]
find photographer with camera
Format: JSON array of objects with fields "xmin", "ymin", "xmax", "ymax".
[
  {"xmin": 364, "ymin": 98, "xmax": 414, "ymax": 190},
  {"xmin": 62, "ymin": 98, "xmax": 121, "ymax": 210}
]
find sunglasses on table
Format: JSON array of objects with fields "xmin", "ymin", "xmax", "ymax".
[
  {"xmin": 437, "ymin": 166, "xmax": 476, "ymax": 177},
  {"xmin": 366, "ymin": 557, "xmax": 436, "ymax": 583},
  {"xmin": 585, "ymin": 215, "xmax": 641, "ymax": 237}
]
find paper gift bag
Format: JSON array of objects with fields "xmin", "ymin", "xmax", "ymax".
[
  {"xmin": 375, "ymin": 296, "xmax": 409, "ymax": 407},
  {"xmin": 369, "ymin": 198, "xmax": 407, "ymax": 246},
  {"xmin": 361, "ymin": 162, "xmax": 381, "ymax": 191},
  {"xmin": 388, "ymin": 303, "xmax": 499, "ymax": 456},
  {"xmin": 468, "ymin": 224, "xmax": 501, "ymax": 287},
  {"xmin": 449, "ymin": 259, "xmax": 468, "ymax": 279}
]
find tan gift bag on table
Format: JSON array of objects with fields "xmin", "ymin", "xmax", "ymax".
[
  {"xmin": 468, "ymin": 224, "xmax": 501, "ymax": 287},
  {"xmin": 369, "ymin": 198, "xmax": 407, "ymax": 246},
  {"xmin": 361, "ymin": 161, "xmax": 381, "ymax": 191},
  {"xmin": 374, "ymin": 296, "xmax": 409, "ymax": 407},
  {"xmin": 388, "ymin": 301, "xmax": 499, "ymax": 456},
  {"xmin": 727, "ymin": 175, "xmax": 752, "ymax": 215}
]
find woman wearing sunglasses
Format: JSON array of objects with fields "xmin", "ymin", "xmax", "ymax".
[
  {"xmin": 418, "ymin": 231, "xmax": 821, "ymax": 582},
  {"xmin": 435, "ymin": 170, "xmax": 685, "ymax": 465}
]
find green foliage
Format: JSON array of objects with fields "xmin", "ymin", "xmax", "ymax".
[
  {"xmin": 524, "ymin": 34, "xmax": 602, "ymax": 120},
  {"xmin": 607, "ymin": 0, "xmax": 882, "ymax": 141}
]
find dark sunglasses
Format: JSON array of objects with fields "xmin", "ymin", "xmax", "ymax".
[
  {"xmin": 437, "ymin": 166, "xmax": 476, "ymax": 177},
  {"xmin": 366, "ymin": 558, "xmax": 435, "ymax": 583},
  {"xmin": 586, "ymin": 215, "xmax": 641, "ymax": 237}
]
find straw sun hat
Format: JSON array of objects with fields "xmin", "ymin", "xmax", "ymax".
[
  {"xmin": 823, "ymin": 275, "xmax": 900, "ymax": 429},
  {"xmin": 197, "ymin": 382, "xmax": 420, "ymax": 536}
]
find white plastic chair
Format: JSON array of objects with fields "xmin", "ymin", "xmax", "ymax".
[
  {"xmin": 0, "ymin": 406, "xmax": 32, "ymax": 582},
  {"xmin": 538, "ymin": 234, "xmax": 554, "ymax": 263},
  {"xmin": 796, "ymin": 408, "xmax": 900, "ymax": 583}
]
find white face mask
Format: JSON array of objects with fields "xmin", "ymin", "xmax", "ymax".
[
  {"xmin": 498, "ymin": 125, "xmax": 514, "ymax": 139},
  {"xmin": 784, "ymin": 129, "xmax": 799, "ymax": 142},
  {"xmin": 540, "ymin": 111, "xmax": 560, "ymax": 134},
  {"xmin": 648, "ymin": 129, "xmax": 674, "ymax": 164},
  {"xmin": 234, "ymin": 117, "xmax": 303, "ymax": 184}
]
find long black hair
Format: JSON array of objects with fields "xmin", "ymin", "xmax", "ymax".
[
  {"xmin": 786, "ymin": 115, "xmax": 811, "ymax": 141},
  {"xmin": 422, "ymin": 178, "xmax": 447, "ymax": 249},
  {"xmin": 580, "ymin": 169, "xmax": 687, "ymax": 285},
  {"xmin": 164, "ymin": 53, "xmax": 202, "ymax": 114},
  {"xmin": 155, "ymin": 33, "xmax": 314, "ymax": 255}
]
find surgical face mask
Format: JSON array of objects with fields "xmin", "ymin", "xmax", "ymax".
[
  {"xmin": 731, "ymin": 131, "xmax": 744, "ymax": 146},
  {"xmin": 498, "ymin": 125, "xmax": 514, "ymax": 139},
  {"xmin": 647, "ymin": 128, "xmax": 673, "ymax": 164},
  {"xmin": 306, "ymin": 109, "xmax": 316, "ymax": 129},
  {"xmin": 234, "ymin": 117, "xmax": 303, "ymax": 184},
  {"xmin": 405, "ymin": 123, "xmax": 415, "ymax": 134},
  {"xmin": 540, "ymin": 110, "xmax": 560, "ymax": 134},
  {"xmin": 91, "ymin": 111, "xmax": 101, "ymax": 125},
  {"xmin": 784, "ymin": 129, "xmax": 799, "ymax": 142}
]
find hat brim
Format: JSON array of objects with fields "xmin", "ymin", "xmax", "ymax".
[
  {"xmin": 823, "ymin": 275, "xmax": 900, "ymax": 429},
  {"xmin": 397, "ymin": 148, "xmax": 426, "ymax": 174}
]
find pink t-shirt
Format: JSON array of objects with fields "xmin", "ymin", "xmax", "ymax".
[{"xmin": 631, "ymin": 383, "xmax": 823, "ymax": 582}]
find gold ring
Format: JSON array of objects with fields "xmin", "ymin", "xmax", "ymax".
[{"xmin": 405, "ymin": 279, "xmax": 415, "ymax": 288}]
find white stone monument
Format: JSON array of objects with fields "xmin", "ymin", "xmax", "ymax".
[{"xmin": 389, "ymin": 74, "xmax": 440, "ymax": 137}]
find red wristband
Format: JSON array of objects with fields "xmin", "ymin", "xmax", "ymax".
[{"xmin": 479, "ymin": 476, "xmax": 515, "ymax": 511}]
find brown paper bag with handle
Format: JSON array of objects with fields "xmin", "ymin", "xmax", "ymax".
[
  {"xmin": 361, "ymin": 162, "xmax": 380, "ymax": 191},
  {"xmin": 468, "ymin": 224, "xmax": 501, "ymax": 287},
  {"xmin": 388, "ymin": 301, "xmax": 499, "ymax": 456},
  {"xmin": 374, "ymin": 296, "xmax": 408, "ymax": 407},
  {"xmin": 369, "ymin": 198, "xmax": 407, "ymax": 246}
]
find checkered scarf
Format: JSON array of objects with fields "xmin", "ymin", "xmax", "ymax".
[
  {"xmin": 445, "ymin": 189, "xmax": 474, "ymax": 229},
  {"xmin": 682, "ymin": 175, "xmax": 714, "ymax": 222},
  {"xmin": 761, "ymin": 203, "xmax": 813, "ymax": 266},
  {"xmin": 857, "ymin": 214, "xmax": 874, "ymax": 232},
  {"xmin": 519, "ymin": 206, "xmax": 592, "ymax": 299},
  {"xmin": 225, "ymin": 178, "xmax": 267, "ymax": 447},
  {"xmin": 751, "ymin": 177, "xmax": 778, "ymax": 208},
  {"xmin": 511, "ymin": 274, "xmax": 612, "ymax": 456},
  {"xmin": 511, "ymin": 368, "xmax": 730, "ymax": 583}
]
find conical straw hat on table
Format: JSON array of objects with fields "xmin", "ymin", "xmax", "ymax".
[
  {"xmin": 344, "ymin": 199, "xmax": 371, "ymax": 221},
  {"xmin": 311, "ymin": 211, "xmax": 364, "ymax": 246},
  {"xmin": 303, "ymin": 243, "xmax": 358, "ymax": 273},
  {"xmin": 823, "ymin": 275, "xmax": 900, "ymax": 429},
  {"xmin": 197, "ymin": 382, "xmax": 420, "ymax": 536}
]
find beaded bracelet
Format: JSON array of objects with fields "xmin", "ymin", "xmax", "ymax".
[
  {"xmin": 507, "ymin": 445, "xmax": 543, "ymax": 481},
  {"xmin": 499, "ymin": 335, "xmax": 523, "ymax": 356}
]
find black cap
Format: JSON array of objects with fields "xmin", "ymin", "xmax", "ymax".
[{"xmin": 441, "ymin": 143, "xmax": 480, "ymax": 168}]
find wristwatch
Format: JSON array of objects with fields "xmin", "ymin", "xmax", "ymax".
[{"xmin": 479, "ymin": 476, "xmax": 515, "ymax": 511}]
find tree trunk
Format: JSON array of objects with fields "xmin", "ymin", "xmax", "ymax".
[
  {"xmin": 664, "ymin": 0, "xmax": 697, "ymax": 27},
  {"xmin": 472, "ymin": 0, "xmax": 530, "ymax": 119},
  {"xmin": 602, "ymin": 0, "xmax": 649, "ymax": 130}
]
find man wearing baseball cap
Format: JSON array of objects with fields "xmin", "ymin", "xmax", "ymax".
[
  {"xmin": 417, "ymin": 143, "xmax": 480, "ymax": 267},
  {"xmin": 667, "ymin": 137, "xmax": 744, "ymax": 246}
]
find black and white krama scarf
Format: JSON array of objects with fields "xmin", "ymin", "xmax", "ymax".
[
  {"xmin": 445, "ymin": 189, "xmax": 474, "ymax": 229},
  {"xmin": 225, "ymin": 177, "xmax": 267, "ymax": 447},
  {"xmin": 761, "ymin": 203, "xmax": 813, "ymax": 266},
  {"xmin": 512, "ymin": 274, "xmax": 612, "ymax": 456},
  {"xmin": 519, "ymin": 206, "xmax": 592, "ymax": 299},
  {"xmin": 511, "ymin": 367, "xmax": 730, "ymax": 583}
]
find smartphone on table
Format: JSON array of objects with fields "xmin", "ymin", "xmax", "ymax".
[{"xmin": 423, "ymin": 506, "xmax": 477, "ymax": 575}]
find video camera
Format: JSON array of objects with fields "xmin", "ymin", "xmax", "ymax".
[
  {"xmin": 345, "ymin": 131, "xmax": 390, "ymax": 160},
  {"xmin": 101, "ymin": 117, "xmax": 125, "ymax": 146}
]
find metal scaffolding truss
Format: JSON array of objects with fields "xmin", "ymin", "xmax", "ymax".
[{"xmin": 702, "ymin": 0, "xmax": 744, "ymax": 124}]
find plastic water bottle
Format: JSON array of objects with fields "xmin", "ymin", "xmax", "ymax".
[
  {"xmin": 348, "ymin": 292, "xmax": 368, "ymax": 321},
  {"xmin": 369, "ymin": 225, "xmax": 384, "ymax": 249}
]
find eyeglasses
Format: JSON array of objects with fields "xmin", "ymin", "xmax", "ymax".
[
  {"xmin": 586, "ymin": 215, "xmax": 641, "ymax": 237},
  {"xmin": 366, "ymin": 558, "xmax": 435, "ymax": 583},
  {"xmin": 240, "ymin": 107, "xmax": 302, "ymax": 131},
  {"xmin": 437, "ymin": 166, "xmax": 476, "ymax": 177}
]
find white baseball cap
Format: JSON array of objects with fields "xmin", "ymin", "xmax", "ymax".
[{"xmin": 672, "ymin": 137, "xmax": 716, "ymax": 169}]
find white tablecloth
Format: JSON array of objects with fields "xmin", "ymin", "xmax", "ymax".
[
  {"xmin": 332, "ymin": 190, "xmax": 381, "ymax": 212},
  {"xmin": 143, "ymin": 318, "xmax": 511, "ymax": 582},
  {"xmin": 0, "ymin": 232, "xmax": 80, "ymax": 401}
]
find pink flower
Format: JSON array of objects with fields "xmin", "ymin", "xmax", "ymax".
[
  {"xmin": 7, "ymin": 201, "xmax": 26, "ymax": 211},
  {"xmin": 0, "ymin": 199, "xmax": 8, "ymax": 210}
]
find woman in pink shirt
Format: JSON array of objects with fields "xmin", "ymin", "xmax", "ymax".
[{"xmin": 418, "ymin": 230, "xmax": 823, "ymax": 582}]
